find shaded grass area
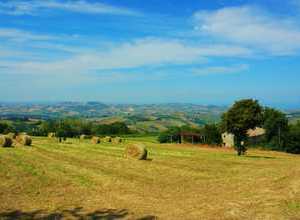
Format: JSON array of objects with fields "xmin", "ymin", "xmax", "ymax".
[
  {"xmin": 0, "ymin": 207, "xmax": 132, "ymax": 220},
  {"xmin": 0, "ymin": 137, "xmax": 300, "ymax": 219}
]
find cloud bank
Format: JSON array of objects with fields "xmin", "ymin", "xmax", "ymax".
[{"xmin": 194, "ymin": 6, "xmax": 300, "ymax": 55}]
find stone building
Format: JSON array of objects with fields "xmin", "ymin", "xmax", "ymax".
[
  {"xmin": 222, "ymin": 127, "xmax": 266, "ymax": 147},
  {"xmin": 222, "ymin": 132, "xmax": 235, "ymax": 147}
]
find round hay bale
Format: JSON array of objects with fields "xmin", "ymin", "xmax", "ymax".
[
  {"xmin": 48, "ymin": 132, "xmax": 56, "ymax": 138},
  {"xmin": 16, "ymin": 135, "xmax": 32, "ymax": 146},
  {"xmin": 125, "ymin": 143, "xmax": 148, "ymax": 160},
  {"xmin": 113, "ymin": 137, "xmax": 122, "ymax": 144},
  {"xmin": 7, "ymin": 132, "xmax": 16, "ymax": 139},
  {"xmin": 103, "ymin": 136, "xmax": 112, "ymax": 143},
  {"xmin": 0, "ymin": 135, "xmax": 13, "ymax": 148},
  {"xmin": 91, "ymin": 136, "xmax": 100, "ymax": 144},
  {"xmin": 80, "ymin": 134, "xmax": 91, "ymax": 140}
]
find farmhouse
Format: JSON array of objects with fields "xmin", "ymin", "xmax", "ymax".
[
  {"xmin": 179, "ymin": 132, "xmax": 206, "ymax": 144},
  {"xmin": 222, "ymin": 127, "xmax": 266, "ymax": 147}
]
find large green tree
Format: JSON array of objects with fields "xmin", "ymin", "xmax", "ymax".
[
  {"xmin": 262, "ymin": 107, "xmax": 289, "ymax": 149},
  {"xmin": 221, "ymin": 99, "xmax": 263, "ymax": 155}
]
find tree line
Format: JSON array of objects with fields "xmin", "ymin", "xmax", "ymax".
[{"xmin": 0, "ymin": 119, "xmax": 131, "ymax": 137}]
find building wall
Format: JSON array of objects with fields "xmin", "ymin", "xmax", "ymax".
[{"xmin": 222, "ymin": 132, "xmax": 235, "ymax": 147}]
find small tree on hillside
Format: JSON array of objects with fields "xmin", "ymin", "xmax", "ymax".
[{"xmin": 221, "ymin": 99, "xmax": 263, "ymax": 156}]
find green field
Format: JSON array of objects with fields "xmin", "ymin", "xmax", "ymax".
[{"xmin": 0, "ymin": 137, "xmax": 300, "ymax": 219}]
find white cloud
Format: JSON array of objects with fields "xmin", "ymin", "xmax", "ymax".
[
  {"xmin": 0, "ymin": 38, "xmax": 252, "ymax": 76},
  {"xmin": 194, "ymin": 6, "xmax": 300, "ymax": 55},
  {"xmin": 192, "ymin": 64, "xmax": 249, "ymax": 76},
  {"xmin": 0, "ymin": 0, "xmax": 140, "ymax": 16},
  {"xmin": 0, "ymin": 28, "xmax": 58, "ymax": 42}
]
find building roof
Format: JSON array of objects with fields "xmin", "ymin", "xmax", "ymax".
[
  {"xmin": 247, "ymin": 127, "xmax": 266, "ymax": 137},
  {"xmin": 223, "ymin": 127, "xmax": 266, "ymax": 138},
  {"xmin": 180, "ymin": 132, "xmax": 204, "ymax": 137}
]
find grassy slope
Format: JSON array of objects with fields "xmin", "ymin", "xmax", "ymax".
[{"xmin": 0, "ymin": 137, "xmax": 300, "ymax": 219}]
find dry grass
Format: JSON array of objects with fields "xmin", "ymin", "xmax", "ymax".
[{"xmin": 0, "ymin": 137, "xmax": 299, "ymax": 219}]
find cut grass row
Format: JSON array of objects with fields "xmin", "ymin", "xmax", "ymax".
[{"xmin": 0, "ymin": 137, "xmax": 299, "ymax": 219}]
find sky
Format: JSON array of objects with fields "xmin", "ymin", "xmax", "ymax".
[{"xmin": 0, "ymin": 0, "xmax": 300, "ymax": 108}]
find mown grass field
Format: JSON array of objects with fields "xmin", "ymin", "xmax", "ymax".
[{"xmin": 0, "ymin": 137, "xmax": 300, "ymax": 219}]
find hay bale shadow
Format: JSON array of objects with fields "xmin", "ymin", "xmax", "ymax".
[
  {"xmin": 136, "ymin": 215, "xmax": 157, "ymax": 220},
  {"xmin": 0, "ymin": 207, "xmax": 128, "ymax": 220},
  {"xmin": 0, "ymin": 207, "xmax": 157, "ymax": 220},
  {"xmin": 245, "ymin": 155, "xmax": 276, "ymax": 159}
]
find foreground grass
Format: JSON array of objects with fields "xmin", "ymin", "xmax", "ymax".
[{"xmin": 0, "ymin": 137, "xmax": 300, "ymax": 219}]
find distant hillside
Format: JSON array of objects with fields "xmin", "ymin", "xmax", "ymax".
[
  {"xmin": 0, "ymin": 102, "xmax": 226, "ymax": 133},
  {"xmin": 1, "ymin": 102, "xmax": 299, "ymax": 133},
  {"xmin": 287, "ymin": 110, "xmax": 300, "ymax": 124}
]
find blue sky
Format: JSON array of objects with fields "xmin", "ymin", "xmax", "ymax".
[{"xmin": 0, "ymin": 0, "xmax": 300, "ymax": 108}]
